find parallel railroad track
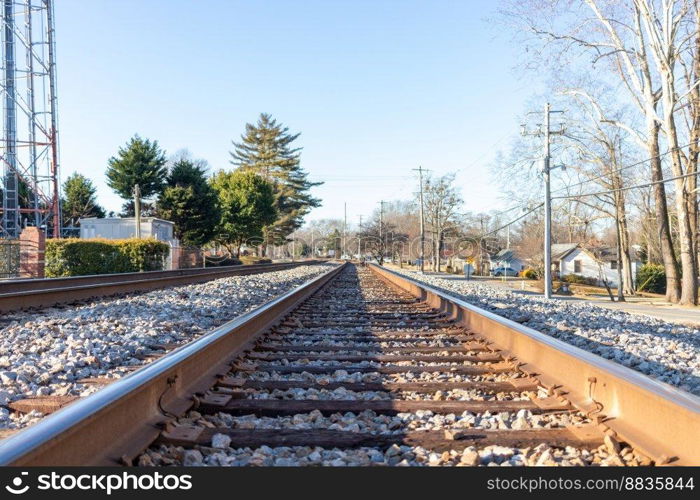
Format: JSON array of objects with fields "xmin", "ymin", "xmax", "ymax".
[
  {"xmin": 0, "ymin": 263, "xmax": 697, "ymax": 466},
  {"xmin": 0, "ymin": 260, "xmax": 322, "ymax": 313}
]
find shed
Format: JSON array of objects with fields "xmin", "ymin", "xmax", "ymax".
[{"xmin": 78, "ymin": 217, "xmax": 175, "ymax": 242}]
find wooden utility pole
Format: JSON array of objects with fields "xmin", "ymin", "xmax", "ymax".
[
  {"xmin": 413, "ymin": 166, "xmax": 427, "ymax": 273},
  {"xmin": 133, "ymin": 184, "xmax": 141, "ymax": 239},
  {"xmin": 378, "ymin": 201, "xmax": 386, "ymax": 265},
  {"xmin": 343, "ymin": 202, "xmax": 347, "ymax": 259},
  {"xmin": 358, "ymin": 215, "xmax": 363, "ymax": 260}
]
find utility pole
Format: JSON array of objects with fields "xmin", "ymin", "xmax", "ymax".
[
  {"xmin": 343, "ymin": 202, "xmax": 347, "ymax": 260},
  {"xmin": 291, "ymin": 232, "xmax": 296, "ymax": 262},
  {"xmin": 379, "ymin": 201, "xmax": 386, "ymax": 265},
  {"xmin": 413, "ymin": 166, "xmax": 427, "ymax": 273},
  {"xmin": 358, "ymin": 215, "xmax": 363, "ymax": 260},
  {"xmin": 133, "ymin": 184, "xmax": 141, "ymax": 239},
  {"xmin": 478, "ymin": 215, "xmax": 485, "ymax": 275},
  {"xmin": 310, "ymin": 230, "xmax": 314, "ymax": 259},
  {"xmin": 522, "ymin": 102, "xmax": 565, "ymax": 299}
]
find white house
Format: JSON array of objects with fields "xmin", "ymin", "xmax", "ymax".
[
  {"xmin": 489, "ymin": 249, "xmax": 526, "ymax": 272},
  {"xmin": 553, "ymin": 243, "xmax": 641, "ymax": 287},
  {"xmin": 591, "ymin": 245, "xmax": 642, "ymax": 288},
  {"xmin": 78, "ymin": 217, "xmax": 176, "ymax": 243}
]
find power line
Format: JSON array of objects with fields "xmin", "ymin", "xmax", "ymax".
[
  {"xmin": 550, "ymin": 142, "xmax": 694, "ymax": 195},
  {"xmin": 465, "ymin": 167, "xmax": 699, "ymax": 239},
  {"xmin": 455, "ymin": 131, "xmax": 513, "ymax": 175},
  {"xmin": 480, "ymin": 203, "xmax": 545, "ymax": 238},
  {"xmin": 488, "ymin": 202, "xmax": 536, "ymax": 219},
  {"xmin": 553, "ymin": 169, "xmax": 700, "ymax": 201},
  {"xmin": 479, "ymin": 142, "xmax": 697, "ymax": 234}
]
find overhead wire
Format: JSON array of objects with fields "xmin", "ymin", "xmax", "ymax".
[
  {"xmin": 553, "ymin": 169, "xmax": 699, "ymax": 200},
  {"xmin": 549, "ymin": 142, "xmax": 693, "ymax": 195}
]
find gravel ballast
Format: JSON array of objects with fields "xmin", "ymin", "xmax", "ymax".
[
  {"xmin": 136, "ymin": 265, "xmax": 636, "ymax": 468},
  {"xmin": 389, "ymin": 268, "xmax": 700, "ymax": 395},
  {"xmin": 0, "ymin": 263, "xmax": 337, "ymax": 429}
]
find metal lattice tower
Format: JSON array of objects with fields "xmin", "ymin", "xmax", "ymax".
[{"xmin": 1, "ymin": 0, "xmax": 60, "ymax": 239}]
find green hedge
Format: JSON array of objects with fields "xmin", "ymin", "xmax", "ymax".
[
  {"xmin": 636, "ymin": 263, "xmax": 666, "ymax": 294},
  {"xmin": 46, "ymin": 238, "xmax": 169, "ymax": 277}
]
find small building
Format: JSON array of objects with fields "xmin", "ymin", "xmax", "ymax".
[
  {"xmin": 554, "ymin": 243, "xmax": 599, "ymax": 280},
  {"xmin": 553, "ymin": 243, "xmax": 641, "ymax": 287},
  {"xmin": 489, "ymin": 249, "xmax": 525, "ymax": 273},
  {"xmin": 590, "ymin": 245, "xmax": 642, "ymax": 288},
  {"xmin": 78, "ymin": 217, "xmax": 175, "ymax": 242}
]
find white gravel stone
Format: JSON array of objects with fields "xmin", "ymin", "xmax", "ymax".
[
  {"xmin": 140, "ymin": 437, "xmax": 630, "ymax": 467},
  {"xmin": 182, "ymin": 449, "xmax": 204, "ymax": 466},
  {"xmin": 0, "ymin": 263, "xmax": 337, "ymax": 429},
  {"xmin": 391, "ymin": 269, "xmax": 700, "ymax": 395},
  {"xmin": 211, "ymin": 433, "xmax": 232, "ymax": 449}
]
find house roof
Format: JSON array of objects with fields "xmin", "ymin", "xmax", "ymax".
[
  {"xmin": 551, "ymin": 243, "xmax": 579, "ymax": 260},
  {"xmin": 532, "ymin": 242, "xmax": 641, "ymax": 265},
  {"xmin": 79, "ymin": 217, "xmax": 174, "ymax": 226},
  {"xmin": 590, "ymin": 246, "xmax": 640, "ymax": 262},
  {"xmin": 491, "ymin": 249, "xmax": 516, "ymax": 261}
]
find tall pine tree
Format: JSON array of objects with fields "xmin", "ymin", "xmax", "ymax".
[
  {"xmin": 61, "ymin": 173, "xmax": 105, "ymax": 228},
  {"xmin": 157, "ymin": 157, "xmax": 220, "ymax": 246},
  {"xmin": 230, "ymin": 114, "xmax": 321, "ymax": 248},
  {"xmin": 106, "ymin": 135, "xmax": 167, "ymax": 213}
]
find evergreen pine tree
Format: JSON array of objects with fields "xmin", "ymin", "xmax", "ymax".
[
  {"xmin": 230, "ymin": 114, "xmax": 321, "ymax": 247},
  {"xmin": 157, "ymin": 158, "xmax": 220, "ymax": 246},
  {"xmin": 106, "ymin": 135, "xmax": 167, "ymax": 208},
  {"xmin": 61, "ymin": 173, "xmax": 106, "ymax": 228},
  {"xmin": 210, "ymin": 169, "xmax": 277, "ymax": 256}
]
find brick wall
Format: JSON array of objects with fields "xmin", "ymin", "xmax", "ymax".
[{"xmin": 19, "ymin": 227, "xmax": 45, "ymax": 279}]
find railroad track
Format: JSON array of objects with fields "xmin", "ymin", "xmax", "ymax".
[
  {"xmin": 0, "ymin": 263, "xmax": 697, "ymax": 466},
  {"xmin": 0, "ymin": 260, "xmax": 322, "ymax": 313}
]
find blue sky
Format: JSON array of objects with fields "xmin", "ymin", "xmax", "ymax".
[{"xmin": 56, "ymin": 0, "xmax": 536, "ymax": 225}]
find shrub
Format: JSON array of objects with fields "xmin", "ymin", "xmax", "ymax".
[
  {"xmin": 562, "ymin": 273, "xmax": 598, "ymax": 286},
  {"xmin": 116, "ymin": 239, "xmax": 170, "ymax": 272},
  {"xmin": 45, "ymin": 238, "xmax": 169, "ymax": 277},
  {"xmin": 636, "ymin": 263, "xmax": 666, "ymax": 294},
  {"xmin": 520, "ymin": 268, "xmax": 538, "ymax": 279}
]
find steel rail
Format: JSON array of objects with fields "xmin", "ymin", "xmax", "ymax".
[
  {"xmin": 369, "ymin": 264, "xmax": 700, "ymax": 466},
  {"xmin": 0, "ymin": 260, "xmax": 324, "ymax": 313},
  {"xmin": 0, "ymin": 262, "xmax": 346, "ymax": 466},
  {"xmin": 0, "ymin": 262, "xmax": 314, "ymax": 293}
]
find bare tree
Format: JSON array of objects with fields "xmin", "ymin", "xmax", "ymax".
[
  {"xmin": 422, "ymin": 173, "xmax": 464, "ymax": 272},
  {"xmin": 558, "ymin": 92, "xmax": 639, "ymax": 295},
  {"xmin": 500, "ymin": 0, "xmax": 697, "ymax": 302},
  {"xmin": 635, "ymin": 0, "xmax": 699, "ymax": 303},
  {"xmin": 357, "ymin": 216, "xmax": 406, "ymax": 266}
]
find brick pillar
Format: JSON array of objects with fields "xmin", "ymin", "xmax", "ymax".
[
  {"xmin": 170, "ymin": 245, "xmax": 182, "ymax": 270},
  {"xmin": 19, "ymin": 227, "xmax": 46, "ymax": 279},
  {"xmin": 192, "ymin": 248, "xmax": 204, "ymax": 268}
]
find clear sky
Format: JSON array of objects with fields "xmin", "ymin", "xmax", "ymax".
[{"xmin": 55, "ymin": 0, "xmax": 536, "ymax": 225}]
